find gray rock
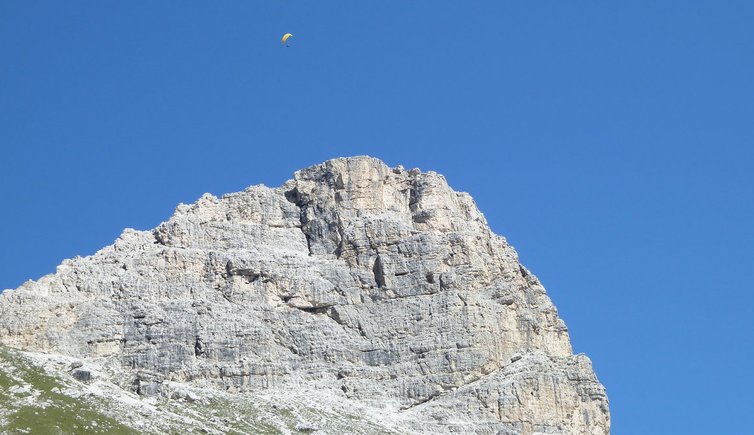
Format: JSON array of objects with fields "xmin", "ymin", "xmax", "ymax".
[
  {"xmin": 295, "ymin": 422, "xmax": 319, "ymax": 432},
  {"xmin": 0, "ymin": 156, "xmax": 609, "ymax": 434},
  {"xmin": 134, "ymin": 378, "xmax": 162, "ymax": 397},
  {"xmin": 71, "ymin": 369, "xmax": 92, "ymax": 383}
]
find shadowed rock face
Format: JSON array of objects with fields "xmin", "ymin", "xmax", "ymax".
[{"xmin": 0, "ymin": 156, "xmax": 609, "ymax": 434}]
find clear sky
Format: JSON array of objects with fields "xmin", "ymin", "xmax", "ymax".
[{"xmin": 2, "ymin": 2, "xmax": 753, "ymax": 433}]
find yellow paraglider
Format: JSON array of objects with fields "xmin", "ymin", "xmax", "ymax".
[{"xmin": 281, "ymin": 33, "xmax": 293, "ymax": 46}]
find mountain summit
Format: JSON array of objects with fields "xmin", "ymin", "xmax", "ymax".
[{"xmin": 0, "ymin": 156, "xmax": 609, "ymax": 434}]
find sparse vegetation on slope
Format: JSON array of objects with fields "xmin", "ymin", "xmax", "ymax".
[
  {"xmin": 0, "ymin": 346, "xmax": 136, "ymax": 434},
  {"xmin": 0, "ymin": 346, "xmax": 397, "ymax": 434}
]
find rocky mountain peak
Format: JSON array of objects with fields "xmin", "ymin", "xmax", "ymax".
[{"xmin": 0, "ymin": 156, "xmax": 609, "ymax": 434}]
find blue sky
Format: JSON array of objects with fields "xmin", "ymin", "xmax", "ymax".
[{"xmin": 1, "ymin": 2, "xmax": 753, "ymax": 433}]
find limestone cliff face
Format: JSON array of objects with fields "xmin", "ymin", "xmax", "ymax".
[{"xmin": 0, "ymin": 156, "xmax": 609, "ymax": 434}]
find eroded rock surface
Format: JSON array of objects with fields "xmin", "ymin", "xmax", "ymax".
[{"xmin": 0, "ymin": 156, "xmax": 609, "ymax": 434}]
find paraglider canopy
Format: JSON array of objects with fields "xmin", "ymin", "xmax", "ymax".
[{"xmin": 281, "ymin": 33, "xmax": 293, "ymax": 45}]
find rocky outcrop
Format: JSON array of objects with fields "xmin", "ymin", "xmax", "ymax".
[{"xmin": 0, "ymin": 156, "xmax": 609, "ymax": 434}]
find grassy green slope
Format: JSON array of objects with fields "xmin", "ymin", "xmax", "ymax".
[
  {"xmin": 0, "ymin": 347, "xmax": 137, "ymax": 434},
  {"xmin": 0, "ymin": 346, "xmax": 397, "ymax": 434}
]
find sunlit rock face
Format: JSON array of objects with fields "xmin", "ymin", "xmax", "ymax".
[{"xmin": 0, "ymin": 156, "xmax": 609, "ymax": 434}]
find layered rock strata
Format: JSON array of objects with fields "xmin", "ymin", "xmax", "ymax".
[{"xmin": 0, "ymin": 156, "xmax": 609, "ymax": 434}]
